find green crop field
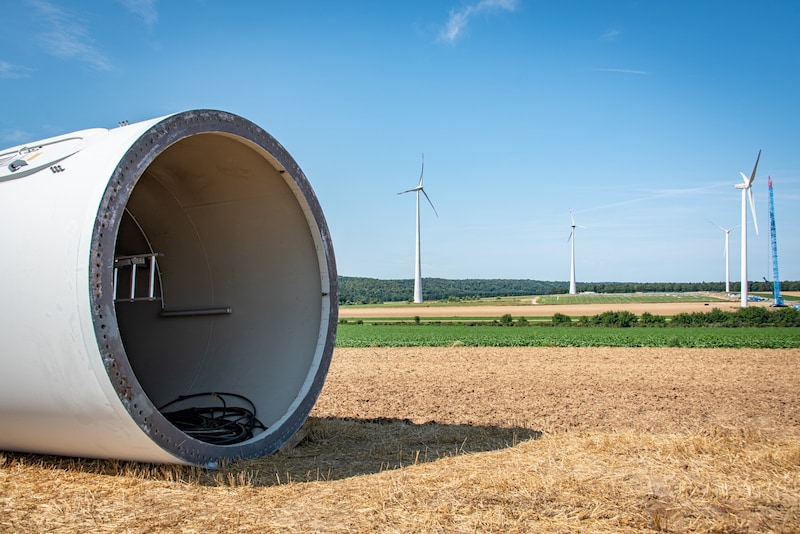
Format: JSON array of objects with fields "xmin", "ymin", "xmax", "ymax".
[{"xmin": 335, "ymin": 323, "xmax": 800, "ymax": 349}]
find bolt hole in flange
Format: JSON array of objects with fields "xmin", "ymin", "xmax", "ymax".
[{"xmin": 0, "ymin": 110, "xmax": 337, "ymax": 465}]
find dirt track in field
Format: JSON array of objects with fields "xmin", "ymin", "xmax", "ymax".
[
  {"xmin": 338, "ymin": 300, "xmax": 751, "ymax": 318},
  {"xmin": 314, "ymin": 346, "xmax": 800, "ymax": 439}
]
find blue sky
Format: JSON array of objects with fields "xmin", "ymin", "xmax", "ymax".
[{"xmin": 2, "ymin": 0, "xmax": 798, "ymax": 283}]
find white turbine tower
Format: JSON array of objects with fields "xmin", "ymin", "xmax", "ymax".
[
  {"xmin": 567, "ymin": 209, "xmax": 580, "ymax": 295},
  {"xmin": 398, "ymin": 153, "xmax": 438, "ymax": 303},
  {"xmin": 707, "ymin": 219, "xmax": 740, "ymax": 294},
  {"xmin": 735, "ymin": 150, "xmax": 760, "ymax": 308},
  {"xmin": 567, "ymin": 208, "xmax": 586, "ymax": 295}
]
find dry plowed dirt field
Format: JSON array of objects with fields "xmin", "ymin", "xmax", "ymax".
[
  {"xmin": 318, "ymin": 347, "xmax": 800, "ymax": 438},
  {"xmin": 2, "ymin": 301, "xmax": 799, "ymax": 532}
]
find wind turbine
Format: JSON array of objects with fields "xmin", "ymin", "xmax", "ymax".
[
  {"xmin": 707, "ymin": 219, "xmax": 740, "ymax": 294},
  {"xmin": 398, "ymin": 153, "xmax": 438, "ymax": 303},
  {"xmin": 734, "ymin": 150, "xmax": 760, "ymax": 308},
  {"xmin": 567, "ymin": 209, "xmax": 583, "ymax": 295}
]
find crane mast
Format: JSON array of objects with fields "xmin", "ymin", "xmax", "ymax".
[{"xmin": 767, "ymin": 176, "xmax": 785, "ymax": 306}]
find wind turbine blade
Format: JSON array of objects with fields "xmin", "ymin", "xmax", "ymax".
[
  {"xmin": 748, "ymin": 188, "xmax": 758, "ymax": 235},
  {"xmin": 418, "ymin": 153, "xmax": 424, "ymax": 187},
  {"xmin": 567, "ymin": 230, "xmax": 573, "ymax": 242},
  {"xmin": 739, "ymin": 171, "xmax": 749, "ymax": 184},
  {"xmin": 421, "ymin": 188, "xmax": 438, "ymax": 217},
  {"xmin": 748, "ymin": 149, "xmax": 761, "ymax": 186},
  {"xmin": 569, "ymin": 208, "xmax": 575, "ymax": 226},
  {"xmin": 706, "ymin": 218, "xmax": 725, "ymax": 232},
  {"xmin": 397, "ymin": 188, "xmax": 416, "ymax": 195}
]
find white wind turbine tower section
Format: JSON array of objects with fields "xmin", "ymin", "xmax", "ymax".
[
  {"xmin": 734, "ymin": 150, "xmax": 760, "ymax": 308},
  {"xmin": 707, "ymin": 219, "xmax": 740, "ymax": 294},
  {"xmin": 398, "ymin": 153, "xmax": 438, "ymax": 303}
]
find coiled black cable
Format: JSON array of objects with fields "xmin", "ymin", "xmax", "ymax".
[{"xmin": 159, "ymin": 392, "xmax": 267, "ymax": 445}]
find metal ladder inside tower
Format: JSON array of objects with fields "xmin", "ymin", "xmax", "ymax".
[
  {"xmin": 112, "ymin": 209, "xmax": 230, "ymax": 317},
  {"xmin": 113, "ymin": 252, "xmax": 162, "ymax": 302},
  {"xmin": 113, "ymin": 250, "xmax": 231, "ymax": 317}
]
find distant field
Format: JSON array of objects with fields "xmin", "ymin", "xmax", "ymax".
[
  {"xmin": 336, "ymin": 293, "xmax": 800, "ymax": 348},
  {"xmin": 342, "ymin": 292, "xmax": 800, "ymax": 311},
  {"xmin": 342, "ymin": 295, "xmax": 540, "ymax": 308},
  {"xmin": 339, "ymin": 292, "xmax": 750, "ymax": 319},
  {"xmin": 343, "ymin": 292, "xmax": 734, "ymax": 309},
  {"xmin": 534, "ymin": 292, "xmax": 730, "ymax": 305}
]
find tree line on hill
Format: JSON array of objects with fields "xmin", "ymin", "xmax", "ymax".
[{"xmin": 337, "ymin": 277, "xmax": 800, "ymax": 305}]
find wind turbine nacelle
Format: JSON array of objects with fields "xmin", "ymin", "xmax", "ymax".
[{"xmin": 0, "ymin": 110, "xmax": 337, "ymax": 466}]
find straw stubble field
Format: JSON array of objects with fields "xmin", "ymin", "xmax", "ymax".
[{"xmin": 2, "ymin": 327, "xmax": 800, "ymax": 532}]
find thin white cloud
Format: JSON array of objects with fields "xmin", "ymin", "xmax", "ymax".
[
  {"xmin": 118, "ymin": 0, "xmax": 158, "ymax": 25},
  {"xmin": 577, "ymin": 183, "xmax": 728, "ymax": 215},
  {"xmin": 29, "ymin": 0, "xmax": 111, "ymax": 71},
  {"xmin": 595, "ymin": 68, "xmax": 652, "ymax": 76},
  {"xmin": 0, "ymin": 60, "xmax": 33, "ymax": 79},
  {"xmin": 439, "ymin": 0, "xmax": 518, "ymax": 43},
  {"xmin": 1, "ymin": 129, "xmax": 34, "ymax": 145},
  {"xmin": 601, "ymin": 28, "xmax": 621, "ymax": 42}
]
